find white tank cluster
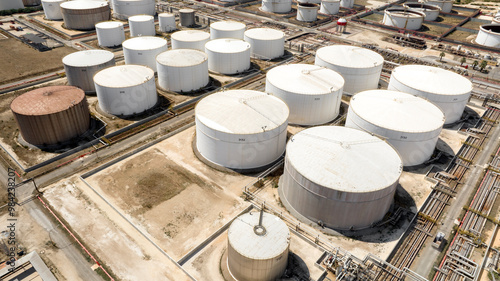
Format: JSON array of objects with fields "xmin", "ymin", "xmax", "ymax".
[
  {"xmin": 60, "ymin": 1, "xmax": 110, "ymax": 30},
  {"xmin": 261, "ymin": 0, "xmax": 292, "ymax": 13},
  {"xmin": 158, "ymin": 13, "xmax": 176, "ymax": 32},
  {"xmin": 95, "ymin": 21, "xmax": 125, "ymax": 47},
  {"xmin": 403, "ymin": 2, "xmax": 441, "ymax": 21},
  {"xmin": 297, "ymin": 3, "xmax": 319, "ymax": 22},
  {"xmin": 420, "ymin": 0, "xmax": 452, "ymax": 13},
  {"xmin": 265, "ymin": 64, "xmax": 344, "ymax": 125},
  {"xmin": 42, "ymin": 0, "xmax": 66, "ymax": 20},
  {"xmin": 388, "ymin": 65, "xmax": 472, "ymax": 124},
  {"xmin": 244, "ymin": 28, "xmax": 285, "ymax": 60},
  {"xmin": 280, "ymin": 126, "xmax": 402, "ymax": 230},
  {"xmin": 205, "ymin": 39, "xmax": 251, "ymax": 75},
  {"xmin": 346, "ymin": 90, "xmax": 445, "ymax": 166},
  {"xmin": 340, "ymin": 0, "xmax": 354, "ymax": 8},
  {"xmin": 210, "ymin": 20, "xmax": 246, "ymax": 40},
  {"xmin": 476, "ymin": 24, "xmax": 500, "ymax": 48},
  {"xmin": 179, "ymin": 8, "xmax": 195, "ymax": 27},
  {"xmin": 0, "ymin": 0, "xmax": 24, "ymax": 11},
  {"xmin": 122, "ymin": 37, "xmax": 167, "ymax": 72},
  {"xmin": 112, "ymin": 0, "xmax": 155, "ymax": 20},
  {"xmin": 227, "ymin": 211, "xmax": 290, "ymax": 281},
  {"xmin": 156, "ymin": 49, "xmax": 209, "ymax": 93},
  {"xmin": 94, "ymin": 65, "xmax": 157, "ymax": 116},
  {"xmin": 171, "ymin": 30, "xmax": 210, "ymax": 51},
  {"xmin": 63, "ymin": 50, "xmax": 115, "ymax": 94},
  {"xmin": 320, "ymin": 0, "xmax": 340, "ymax": 15},
  {"xmin": 315, "ymin": 45, "xmax": 383, "ymax": 95},
  {"xmin": 383, "ymin": 8, "xmax": 425, "ymax": 30},
  {"xmin": 128, "ymin": 15, "xmax": 155, "ymax": 37},
  {"xmin": 195, "ymin": 90, "xmax": 289, "ymax": 171}
]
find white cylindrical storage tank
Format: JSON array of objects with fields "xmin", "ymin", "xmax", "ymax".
[
  {"xmin": 94, "ymin": 65, "xmax": 157, "ymax": 116},
  {"xmin": 156, "ymin": 49, "xmax": 209, "ymax": 92},
  {"xmin": 0, "ymin": 0, "xmax": 24, "ymax": 11},
  {"xmin": 492, "ymin": 17, "xmax": 500, "ymax": 24},
  {"xmin": 195, "ymin": 90, "xmax": 289, "ymax": 170},
  {"xmin": 346, "ymin": 90, "xmax": 445, "ymax": 166},
  {"xmin": 265, "ymin": 64, "xmax": 344, "ymax": 125},
  {"xmin": 158, "ymin": 13, "xmax": 176, "ymax": 32},
  {"xmin": 42, "ymin": 0, "xmax": 66, "ymax": 20},
  {"xmin": 315, "ymin": 45, "xmax": 384, "ymax": 95},
  {"xmin": 205, "ymin": 39, "xmax": 251, "ymax": 75},
  {"xmin": 420, "ymin": 0, "xmax": 452, "ymax": 13},
  {"xmin": 60, "ymin": 1, "xmax": 110, "ymax": 31},
  {"xmin": 112, "ymin": 0, "xmax": 155, "ymax": 20},
  {"xmin": 320, "ymin": 0, "xmax": 340, "ymax": 15},
  {"xmin": 383, "ymin": 8, "xmax": 425, "ymax": 30},
  {"xmin": 128, "ymin": 15, "xmax": 155, "ymax": 37},
  {"xmin": 179, "ymin": 8, "xmax": 195, "ymax": 27},
  {"xmin": 280, "ymin": 126, "xmax": 402, "ymax": 230},
  {"xmin": 340, "ymin": 0, "xmax": 353, "ymax": 8},
  {"xmin": 171, "ymin": 30, "xmax": 210, "ymax": 51},
  {"xmin": 388, "ymin": 65, "xmax": 472, "ymax": 124},
  {"xmin": 476, "ymin": 24, "xmax": 500, "ymax": 48},
  {"xmin": 122, "ymin": 37, "xmax": 167, "ymax": 72},
  {"xmin": 297, "ymin": 3, "xmax": 318, "ymax": 22},
  {"xmin": 244, "ymin": 28, "xmax": 285, "ymax": 60},
  {"xmin": 261, "ymin": 0, "xmax": 292, "ymax": 13},
  {"xmin": 63, "ymin": 50, "xmax": 115, "ymax": 94},
  {"xmin": 210, "ymin": 20, "xmax": 246, "ymax": 40},
  {"xmin": 403, "ymin": 2, "xmax": 441, "ymax": 21},
  {"xmin": 95, "ymin": 21, "xmax": 125, "ymax": 47},
  {"xmin": 227, "ymin": 211, "xmax": 290, "ymax": 281}
]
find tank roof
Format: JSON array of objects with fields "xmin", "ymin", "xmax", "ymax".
[
  {"xmin": 128, "ymin": 14, "xmax": 154, "ymax": 21},
  {"xmin": 210, "ymin": 20, "xmax": 246, "ymax": 31},
  {"xmin": 196, "ymin": 90, "xmax": 289, "ymax": 135},
  {"xmin": 266, "ymin": 64, "xmax": 344, "ymax": 95},
  {"xmin": 60, "ymin": 0, "xmax": 108, "ymax": 9},
  {"xmin": 95, "ymin": 21, "xmax": 124, "ymax": 28},
  {"xmin": 11, "ymin": 86, "xmax": 85, "ymax": 115},
  {"xmin": 350, "ymin": 90, "xmax": 445, "ymax": 132},
  {"xmin": 316, "ymin": 45, "xmax": 383, "ymax": 68},
  {"xmin": 179, "ymin": 8, "xmax": 194, "ymax": 12},
  {"xmin": 205, "ymin": 38, "xmax": 250, "ymax": 53},
  {"xmin": 62, "ymin": 50, "xmax": 114, "ymax": 67},
  {"xmin": 286, "ymin": 126, "xmax": 402, "ymax": 192},
  {"xmin": 94, "ymin": 65, "xmax": 154, "ymax": 88},
  {"xmin": 244, "ymin": 28, "xmax": 284, "ymax": 40},
  {"xmin": 122, "ymin": 36, "xmax": 167, "ymax": 50},
  {"xmin": 171, "ymin": 30, "xmax": 210, "ymax": 42},
  {"xmin": 391, "ymin": 65, "xmax": 473, "ymax": 96},
  {"xmin": 156, "ymin": 49, "xmax": 207, "ymax": 67},
  {"xmin": 158, "ymin": 12, "xmax": 174, "ymax": 17},
  {"xmin": 228, "ymin": 212, "xmax": 290, "ymax": 260}
]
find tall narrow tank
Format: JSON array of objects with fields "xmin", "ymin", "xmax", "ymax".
[
  {"xmin": 95, "ymin": 21, "xmax": 125, "ymax": 47},
  {"xmin": 315, "ymin": 45, "xmax": 384, "ymax": 95},
  {"xmin": 261, "ymin": 0, "xmax": 292, "ymax": 13},
  {"xmin": 112, "ymin": 0, "xmax": 155, "ymax": 20},
  {"xmin": 265, "ymin": 64, "xmax": 344, "ymax": 125},
  {"xmin": 297, "ymin": 3, "xmax": 318, "ymax": 22},
  {"xmin": 403, "ymin": 2, "xmax": 441, "ymax": 21},
  {"xmin": 205, "ymin": 39, "xmax": 251, "ymax": 75},
  {"xmin": 156, "ymin": 49, "xmax": 209, "ymax": 92},
  {"xmin": 420, "ymin": 0, "xmax": 452, "ymax": 13},
  {"xmin": 42, "ymin": 0, "xmax": 66, "ymax": 20},
  {"xmin": 128, "ymin": 15, "xmax": 155, "ymax": 37},
  {"xmin": 179, "ymin": 8, "xmax": 195, "ymax": 27},
  {"xmin": 158, "ymin": 13, "xmax": 176, "ymax": 32},
  {"xmin": 23, "ymin": 0, "xmax": 41, "ymax": 6},
  {"xmin": 0, "ymin": 0, "xmax": 24, "ymax": 11},
  {"xmin": 320, "ymin": 0, "xmax": 340, "ymax": 15},
  {"xmin": 171, "ymin": 30, "xmax": 210, "ymax": 51},
  {"xmin": 340, "ymin": 0, "xmax": 353, "ymax": 8},
  {"xmin": 228, "ymin": 211, "xmax": 290, "ymax": 281},
  {"xmin": 244, "ymin": 28, "xmax": 285, "ymax": 60},
  {"xmin": 63, "ymin": 50, "xmax": 115, "ymax": 94},
  {"xmin": 60, "ymin": 1, "xmax": 110, "ymax": 30},
  {"xmin": 476, "ymin": 24, "xmax": 500, "ymax": 48},
  {"xmin": 280, "ymin": 126, "xmax": 402, "ymax": 230},
  {"xmin": 10, "ymin": 86, "xmax": 90, "ymax": 146},
  {"xmin": 94, "ymin": 65, "xmax": 157, "ymax": 116},
  {"xmin": 195, "ymin": 90, "xmax": 289, "ymax": 171},
  {"xmin": 210, "ymin": 20, "xmax": 246, "ymax": 40},
  {"xmin": 346, "ymin": 90, "xmax": 445, "ymax": 166},
  {"xmin": 383, "ymin": 8, "xmax": 425, "ymax": 30},
  {"xmin": 388, "ymin": 65, "xmax": 472, "ymax": 124},
  {"xmin": 122, "ymin": 36, "xmax": 168, "ymax": 72}
]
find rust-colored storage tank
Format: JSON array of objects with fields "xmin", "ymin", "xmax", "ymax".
[{"xmin": 11, "ymin": 86, "xmax": 90, "ymax": 146}]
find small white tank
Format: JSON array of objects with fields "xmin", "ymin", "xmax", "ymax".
[
  {"xmin": 205, "ymin": 39, "xmax": 251, "ymax": 75},
  {"xmin": 476, "ymin": 24, "xmax": 500, "ymax": 48},
  {"xmin": 210, "ymin": 20, "xmax": 246, "ymax": 40},
  {"xmin": 95, "ymin": 21, "xmax": 125, "ymax": 47},
  {"xmin": 94, "ymin": 65, "xmax": 157, "ymax": 116},
  {"xmin": 63, "ymin": 50, "xmax": 115, "ymax": 93},
  {"xmin": 298, "ymin": 0, "xmax": 321, "ymax": 4},
  {"xmin": 128, "ymin": 15, "xmax": 155, "ymax": 37},
  {"xmin": 320, "ymin": 0, "xmax": 340, "ymax": 15},
  {"xmin": 492, "ymin": 17, "xmax": 500, "ymax": 24},
  {"xmin": 297, "ymin": 3, "xmax": 318, "ymax": 22},
  {"xmin": 42, "ymin": 0, "xmax": 67, "ymax": 20},
  {"xmin": 261, "ymin": 0, "xmax": 292, "ymax": 13},
  {"xmin": 403, "ymin": 2, "xmax": 441, "ymax": 21},
  {"xmin": 340, "ymin": 0, "xmax": 354, "ymax": 8},
  {"xmin": 244, "ymin": 28, "xmax": 285, "ymax": 60},
  {"xmin": 383, "ymin": 8, "xmax": 426, "ymax": 30},
  {"xmin": 158, "ymin": 13, "xmax": 176, "ymax": 32},
  {"xmin": 112, "ymin": 0, "xmax": 155, "ymax": 20},
  {"xmin": 156, "ymin": 49, "xmax": 209, "ymax": 93},
  {"xmin": 122, "ymin": 36, "xmax": 168, "ymax": 72},
  {"xmin": 171, "ymin": 30, "xmax": 210, "ymax": 51}
]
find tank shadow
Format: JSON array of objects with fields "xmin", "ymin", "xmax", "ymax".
[{"xmin": 282, "ymin": 252, "xmax": 311, "ymax": 280}]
